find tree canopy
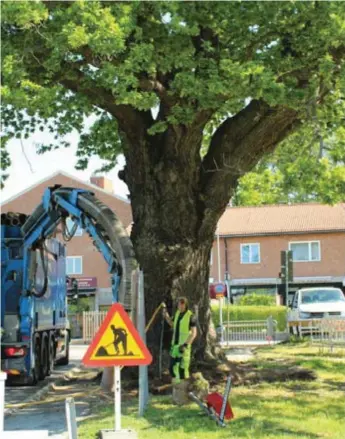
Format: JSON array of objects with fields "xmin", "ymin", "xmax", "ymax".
[
  {"xmin": 233, "ymin": 123, "xmax": 345, "ymax": 206},
  {"xmin": 2, "ymin": 1, "xmax": 345, "ymax": 200}
]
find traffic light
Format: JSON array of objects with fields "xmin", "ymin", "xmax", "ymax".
[
  {"xmin": 72, "ymin": 278, "xmax": 78, "ymax": 294},
  {"xmin": 287, "ymin": 250, "xmax": 293, "ymax": 282},
  {"xmin": 280, "ymin": 251, "xmax": 286, "ymax": 280},
  {"xmin": 280, "ymin": 251, "xmax": 294, "ymax": 282}
]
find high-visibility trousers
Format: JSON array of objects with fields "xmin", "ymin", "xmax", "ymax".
[{"xmin": 170, "ymin": 345, "xmax": 191, "ymax": 383}]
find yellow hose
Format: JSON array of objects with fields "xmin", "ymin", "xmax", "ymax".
[{"xmin": 145, "ymin": 302, "xmax": 166, "ymax": 332}]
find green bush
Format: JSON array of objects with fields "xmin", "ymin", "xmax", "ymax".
[
  {"xmin": 238, "ymin": 293, "xmax": 275, "ymax": 306},
  {"xmin": 211, "ymin": 304, "xmax": 287, "ymax": 331}
]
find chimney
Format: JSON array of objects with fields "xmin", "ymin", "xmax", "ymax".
[{"xmin": 90, "ymin": 176, "xmax": 113, "ymax": 193}]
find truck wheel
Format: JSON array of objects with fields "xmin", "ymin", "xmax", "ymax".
[
  {"xmin": 28, "ymin": 337, "xmax": 41, "ymax": 385},
  {"xmin": 39, "ymin": 340, "xmax": 49, "ymax": 380},
  {"xmin": 47, "ymin": 337, "xmax": 55, "ymax": 376},
  {"xmin": 58, "ymin": 336, "xmax": 70, "ymax": 366}
]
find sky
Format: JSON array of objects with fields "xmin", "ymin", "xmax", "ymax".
[{"xmin": 1, "ymin": 129, "xmax": 129, "ymax": 203}]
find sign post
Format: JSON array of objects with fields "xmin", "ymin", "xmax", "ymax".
[
  {"xmin": 82, "ymin": 303, "xmax": 152, "ymax": 437},
  {"xmin": 114, "ymin": 366, "xmax": 121, "ymax": 431},
  {"xmin": 215, "ymin": 284, "xmax": 226, "ymax": 344}
]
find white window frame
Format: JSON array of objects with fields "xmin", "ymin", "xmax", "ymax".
[
  {"xmin": 66, "ymin": 256, "xmax": 83, "ymax": 275},
  {"xmin": 240, "ymin": 243, "xmax": 260, "ymax": 264},
  {"xmin": 66, "ymin": 217, "xmax": 83, "ymax": 237},
  {"xmin": 210, "ymin": 249, "xmax": 213, "ymax": 265},
  {"xmin": 288, "ymin": 240, "xmax": 321, "ymax": 262}
]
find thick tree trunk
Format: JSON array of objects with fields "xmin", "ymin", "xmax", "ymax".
[
  {"xmin": 120, "ymin": 124, "xmax": 223, "ymax": 363},
  {"xmin": 136, "ymin": 231, "xmax": 215, "ymax": 360},
  {"xmin": 116, "ymin": 102, "xmax": 298, "ymax": 367}
]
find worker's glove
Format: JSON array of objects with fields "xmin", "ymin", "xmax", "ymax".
[{"xmin": 178, "ymin": 343, "xmax": 187, "ymax": 354}]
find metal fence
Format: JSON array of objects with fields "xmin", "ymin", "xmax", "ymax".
[
  {"xmin": 219, "ymin": 316, "xmax": 277, "ymax": 344},
  {"xmin": 289, "ymin": 318, "xmax": 345, "ymax": 350},
  {"xmin": 311, "ymin": 319, "xmax": 345, "ymax": 350},
  {"xmin": 82, "ymin": 311, "xmax": 107, "ymax": 343}
]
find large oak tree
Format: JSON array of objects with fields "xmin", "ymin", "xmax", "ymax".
[{"xmin": 2, "ymin": 1, "xmax": 345, "ymax": 359}]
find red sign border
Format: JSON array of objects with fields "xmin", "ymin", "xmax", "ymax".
[{"xmin": 82, "ymin": 303, "xmax": 152, "ymax": 367}]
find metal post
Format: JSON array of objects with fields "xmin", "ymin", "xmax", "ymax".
[
  {"xmin": 219, "ymin": 375, "xmax": 232, "ymax": 424},
  {"xmin": 219, "ymin": 297, "xmax": 224, "ymax": 344},
  {"xmin": 138, "ymin": 270, "xmax": 149, "ymax": 416},
  {"xmin": 0, "ymin": 372, "xmax": 6, "ymax": 433},
  {"xmin": 217, "ymin": 228, "xmax": 221, "ymax": 282},
  {"xmin": 285, "ymin": 250, "xmax": 289, "ymax": 307},
  {"xmin": 65, "ymin": 397, "xmax": 78, "ymax": 439},
  {"xmin": 267, "ymin": 315, "xmax": 274, "ymax": 339},
  {"xmin": 114, "ymin": 366, "xmax": 121, "ymax": 431},
  {"xmin": 227, "ymin": 291, "xmax": 230, "ymax": 346}
]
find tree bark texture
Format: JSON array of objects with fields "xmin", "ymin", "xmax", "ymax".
[{"xmin": 116, "ymin": 102, "xmax": 299, "ymax": 361}]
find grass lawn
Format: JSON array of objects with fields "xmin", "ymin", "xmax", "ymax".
[{"xmin": 78, "ymin": 343, "xmax": 345, "ymax": 439}]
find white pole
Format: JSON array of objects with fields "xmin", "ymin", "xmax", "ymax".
[
  {"xmin": 220, "ymin": 296, "xmax": 224, "ymax": 343},
  {"xmin": 286, "ymin": 250, "xmax": 289, "ymax": 307},
  {"xmin": 285, "ymin": 250, "xmax": 289, "ymax": 332},
  {"xmin": 65, "ymin": 397, "xmax": 78, "ymax": 439},
  {"xmin": 114, "ymin": 366, "xmax": 121, "ymax": 431},
  {"xmin": 217, "ymin": 227, "xmax": 221, "ymax": 282},
  {"xmin": 0, "ymin": 372, "xmax": 6, "ymax": 433},
  {"xmin": 216, "ymin": 226, "xmax": 223, "ymax": 343},
  {"xmin": 138, "ymin": 270, "xmax": 149, "ymax": 416}
]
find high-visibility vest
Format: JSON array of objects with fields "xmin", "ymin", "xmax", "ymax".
[{"xmin": 172, "ymin": 310, "xmax": 192, "ymax": 346}]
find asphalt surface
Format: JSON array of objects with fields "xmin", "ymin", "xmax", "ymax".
[{"xmin": 4, "ymin": 344, "xmax": 88, "ymax": 438}]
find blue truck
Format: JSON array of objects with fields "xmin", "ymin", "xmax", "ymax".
[
  {"xmin": 1, "ymin": 186, "xmax": 135, "ymax": 384},
  {"xmin": 1, "ymin": 212, "xmax": 69, "ymax": 383}
]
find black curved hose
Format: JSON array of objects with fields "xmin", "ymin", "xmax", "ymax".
[{"xmin": 31, "ymin": 247, "xmax": 48, "ymax": 298}]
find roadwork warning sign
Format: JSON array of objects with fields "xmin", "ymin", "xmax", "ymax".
[{"xmin": 82, "ymin": 303, "xmax": 152, "ymax": 367}]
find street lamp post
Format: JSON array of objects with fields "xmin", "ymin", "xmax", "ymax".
[{"xmin": 216, "ymin": 226, "xmax": 223, "ymax": 343}]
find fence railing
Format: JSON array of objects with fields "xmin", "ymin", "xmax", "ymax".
[
  {"xmin": 289, "ymin": 318, "xmax": 345, "ymax": 348},
  {"xmin": 218, "ymin": 316, "xmax": 277, "ymax": 344},
  {"xmin": 82, "ymin": 311, "xmax": 107, "ymax": 343}
]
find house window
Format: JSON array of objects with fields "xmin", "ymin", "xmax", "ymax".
[
  {"xmin": 66, "ymin": 218, "xmax": 83, "ymax": 237},
  {"xmin": 289, "ymin": 241, "xmax": 320, "ymax": 262},
  {"xmin": 210, "ymin": 249, "xmax": 213, "ymax": 265},
  {"xmin": 66, "ymin": 256, "xmax": 83, "ymax": 275},
  {"xmin": 240, "ymin": 243, "xmax": 260, "ymax": 264}
]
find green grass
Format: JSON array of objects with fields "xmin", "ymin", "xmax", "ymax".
[
  {"xmin": 78, "ymin": 343, "xmax": 345, "ymax": 439},
  {"xmin": 211, "ymin": 304, "xmax": 288, "ymax": 331}
]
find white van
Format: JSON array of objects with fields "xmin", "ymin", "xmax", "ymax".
[{"xmin": 290, "ymin": 287, "xmax": 345, "ymax": 319}]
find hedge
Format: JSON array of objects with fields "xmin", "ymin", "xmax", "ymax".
[{"xmin": 211, "ymin": 304, "xmax": 288, "ymax": 331}]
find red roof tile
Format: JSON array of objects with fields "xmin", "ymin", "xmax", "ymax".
[{"xmin": 218, "ymin": 203, "xmax": 345, "ymax": 236}]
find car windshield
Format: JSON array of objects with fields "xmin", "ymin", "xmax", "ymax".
[{"xmin": 301, "ymin": 289, "xmax": 345, "ymax": 304}]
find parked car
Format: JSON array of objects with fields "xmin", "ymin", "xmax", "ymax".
[{"xmin": 290, "ymin": 287, "xmax": 345, "ymax": 319}]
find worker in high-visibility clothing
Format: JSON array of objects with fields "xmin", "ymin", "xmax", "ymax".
[{"xmin": 163, "ymin": 297, "xmax": 197, "ymax": 384}]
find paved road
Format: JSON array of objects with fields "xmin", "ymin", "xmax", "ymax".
[
  {"xmin": 4, "ymin": 344, "xmax": 88, "ymax": 438},
  {"xmin": 5, "ymin": 345, "xmax": 88, "ymax": 407}
]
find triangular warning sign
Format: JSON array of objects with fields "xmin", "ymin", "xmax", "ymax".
[{"xmin": 82, "ymin": 303, "xmax": 152, "ymax": 367}]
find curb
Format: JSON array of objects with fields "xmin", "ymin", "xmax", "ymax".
[{"xmin": 4, "ymin": 367, "xmax": 80, "ymax": 417}]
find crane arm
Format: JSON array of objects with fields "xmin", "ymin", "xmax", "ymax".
[{"xmin": 21, "ymin": 185, "xmax": 135, "ymax": 307}]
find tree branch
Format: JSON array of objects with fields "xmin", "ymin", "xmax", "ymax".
[
  {"xmin": 58, "ymin": 63, "xmax": 153, "ymax": 144},
  {"xmin": 200, "ymin": 99, "xmax": 299, "ymax": 212}
]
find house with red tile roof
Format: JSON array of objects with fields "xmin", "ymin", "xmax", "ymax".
[{"xmin": 210, "ymin": 203, "xmax": 345, "ymax": 303}]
